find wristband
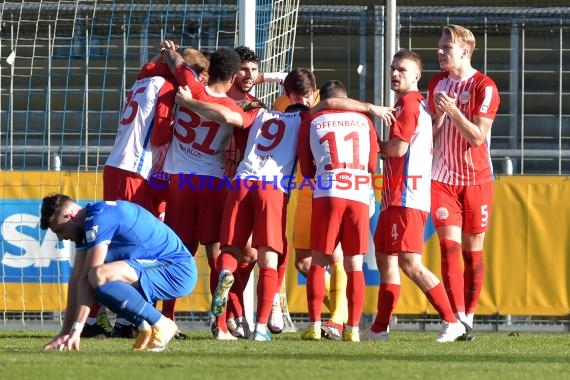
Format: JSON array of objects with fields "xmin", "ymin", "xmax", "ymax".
[{"xmin": 71, "ymin": 322, "xmax": 84, "ymax": 333}]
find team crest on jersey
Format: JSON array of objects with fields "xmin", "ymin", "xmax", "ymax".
[
  {"xmin": 459, "ymin": 91, "xmax": 471, "ymax": 105},
  {"xmin": 395, "ymin": 106, "xmax": 402, "ymax": 117},
  {"xmin": 435, "ymin": 207, "xmax": 449, "ymax": 221},
  {"xmin": 105, "ymin": 201, "xmax": 117, "ymax": 206},
  {"xmin": 85, "ymin": 225, "xmax": 99, "ymax": 243}
]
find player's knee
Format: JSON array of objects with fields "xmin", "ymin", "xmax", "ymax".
[
  {"xmin": 87, "ymin": 266, "xmax": 107, "ymax": 288},
  {"xmin": 295, "ymin": 259, "xmax": 310, "ymax": 276}
]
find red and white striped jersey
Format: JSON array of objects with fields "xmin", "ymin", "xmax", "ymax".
[
  {"xmin": 297, "ymin": 109, "xmax": 379, "ymax": 205},
  {"xmin": 381, "ymin": 91, "xmax": 432, "ymax": 213},
  {"xmin": 105, "ymin": 75, "xmax": 175, "ymax": 179},
  {"xmin": 427, "ymin": 71, "xmax": 500, "ymax": 185}
]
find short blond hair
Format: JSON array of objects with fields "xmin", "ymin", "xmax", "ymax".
[
  {"xmin": 181, "ymin": 48, "xmax": 209, "ymax": 74},
  {"xmin": 443, "ymin": 24, "xmax": 476, "ymax": 55}
]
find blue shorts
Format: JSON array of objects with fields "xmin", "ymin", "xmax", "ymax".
[{"xmin": 127, "ymin": 253, "xmax": 197, "ymax": 302}]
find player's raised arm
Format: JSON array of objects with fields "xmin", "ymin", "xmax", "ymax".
[
  {"xmin": 313, "ymin": 97, "xmax": 396, "ymax": 126},
  {"xmin": 175, "ymin": 85, "xmax": 245, "ymax": 128}
]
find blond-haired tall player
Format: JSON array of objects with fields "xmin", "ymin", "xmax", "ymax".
[{"xmin": 428, "ymin": 25, "xmax": 500, "ymax": 340}]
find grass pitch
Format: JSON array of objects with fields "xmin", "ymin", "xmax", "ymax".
[{"xmin": 1, "ymin": 329, "xmax": 569, "ymax": 380}]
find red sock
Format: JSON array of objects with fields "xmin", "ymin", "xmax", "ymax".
[
  {"xmin": 346, "ymin": 270, "xmax": 365, "ymax": 328},
  {"xmin": 276, "ymin": 248, "xmax": 289, "ymax": 289},
  {"xmin": 216, "ymin": 313, "xmax": 228, "ymax": 332},
  {"xmin": 440, "ymin": 239, "xmax": 465, "ymax": 313},
  {"xmin": 256, "ymin": 267, "xmax": 278, "ymax": 324},
  {"xmin": 88, "ymin": 301, "xmax": 101, "ymax": 318},
  {"xmin": 307, "ymin": 265, "xmax": 326, "ymax": 323},
  {"xmin": 425, "ymin": 282, "xmax": 457, "ymax": 322},
  {"xmin": 232, "ymin": 262, "xmax": 256, "ymax": 318},
  {"xmin": 371, "ymin": 283, "xmax": 400, "ymax": 332},
  {"xmin": 226, "ymin": 296, "xmax": 237, "ymax": 320},
  {"xmin": 218, "ymin": 251, "xmax": 239, "ymax": 274},
  {"xmin": 463, "ymin": 250, "xmax": 485, "ymax": 314},
  {"xmin": 162, "ymin": 299, "xmax": 177, "ymax": 320}
]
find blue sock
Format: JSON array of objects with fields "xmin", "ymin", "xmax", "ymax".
[{"xmin": 95, "ymin": 281, "xmax": 162, "ymax": 326}]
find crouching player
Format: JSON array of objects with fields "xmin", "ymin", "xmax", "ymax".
[{"xmin": 40, "ymin": 194, "xmax": 197, "ymax": 352}]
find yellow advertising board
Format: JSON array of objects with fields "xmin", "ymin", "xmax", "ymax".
[{"xmin": 1, "ymin": 172, "xmax": 569, "ymax": 317}]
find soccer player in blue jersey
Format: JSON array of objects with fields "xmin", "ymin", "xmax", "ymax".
[{"xmin": 39, "ymin": 193, "xmax": 197, "ymax": 352}]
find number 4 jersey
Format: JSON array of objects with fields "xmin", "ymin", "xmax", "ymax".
[{"xmin": 298, "ymin": 109, "xmax": 379, "ymax": 205}]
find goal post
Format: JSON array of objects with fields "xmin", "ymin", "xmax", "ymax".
[{"xmin": 0, "ymin": 0, "xmax": 300, "ymax": 330}]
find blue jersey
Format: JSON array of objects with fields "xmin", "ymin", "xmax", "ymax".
[{"xmin": 76, "ymin": 200, "xmax": 190, "ymax": 262}]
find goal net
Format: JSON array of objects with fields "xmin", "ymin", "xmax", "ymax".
[{"xmin": 0, "ymin": 0, "xmax": 299, "ymax": 329}]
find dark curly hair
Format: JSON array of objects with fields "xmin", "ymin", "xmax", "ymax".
[
  {"xmin": 208, "ymin": 47, "xmax": 242, "ymax": 83},
  {"xmin": 40, "ymin": 193, "xmax": 73, "ymax": 230},
  {"xmin": 234, "ymin": 46, "xmax": 260, "ymax": 65}
]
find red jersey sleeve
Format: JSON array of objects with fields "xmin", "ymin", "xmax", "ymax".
[
  {"xmin": 174, "ymin": 65, "xmax": 206, "ymax": 100},
  {"xmin": 151, "ymin": 78, "xmax": 176, "ymax": 147},
  {"xmin": 392, "ymin": 92, "xmax": 421, "ymax": 143},
  {"xmin": 473, "ymin": 75, "xmax": 500, "ymax": 120},
  {"xmin": 242, "ymin": 107, "xmax": 260, "ymax": 129},
  {"xmin": 138, "ymin": 62, "xmax": 174, "ymax": 81},
  {"xmin": 297, "ymin": 115, "xmax": 316, "ymax": 178}
]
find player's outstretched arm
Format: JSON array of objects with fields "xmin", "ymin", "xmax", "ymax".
[
  {"xmin": 160, "ymin": 40, "xmax": 185, "ymax": 72},
  {"xmin": 313, "ymin": 98, "xmax": 396, "ymax": 126},
  {"xmin": 43, "ymin": 248, "xmax": 86, "ymax": 350},
  {"xmin": 175, "ymin": 85, "xmax": 245, "ymax": 128}
]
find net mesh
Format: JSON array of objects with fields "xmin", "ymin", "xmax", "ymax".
[{"xmin": 0, "ymin": 0, "xmax": 300, "ymax": 327}]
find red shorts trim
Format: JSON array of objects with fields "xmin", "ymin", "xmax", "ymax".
[
  {"xmin": 374, "ymin": 206, "xmax": 427, "ymax": 254},
  {"xmin": 431, "ymin": 180, "xmax": 493, "ymax": 233},
  {"xmin": 220, "ymin": 179, "xmax": 288, "ymax": 254},
  {"xmin": 310, "ymin": 197, "xmax": 368, "ymax": 256},
  {"xmin": 164, "ymin": 174, "xmax": 226, "ymax": 246}
]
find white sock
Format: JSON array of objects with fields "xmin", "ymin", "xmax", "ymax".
[
  {"xmin": 455, "ymin": 311, "xmax": 467, "ymax": 323},
  {"xmin": 273, "ymin": 293, "xmax": 280, "ymax": 305},
  {"xmin": 152, "ymin": 315, "xmax": 167, "ymax": 328},
  {"xmin": 465, "ymin": 313, "xmax": 474, "ymax": 327},
  {"xmin": 347, "ymin": 325, "xmax": 359, "ymax": 333},
  {"xmin": 255, "ymin": 323, "xmax": 267, "ymax": 334},
  {"xmin": 138, "ymin": 320, "xmax": 151, "ymax": 331},
  {"xmin": 310, "ymin": 321, "xmax": 321, "ymax": 330}
]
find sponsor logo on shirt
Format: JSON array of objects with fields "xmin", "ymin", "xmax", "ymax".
[
  {"xmin": 459, "ymin": 90, "xmax": 471, "ymax": 105},
  {"xmin": 85, "ymin": 225, "xmax": 99, "ymax": 243}
]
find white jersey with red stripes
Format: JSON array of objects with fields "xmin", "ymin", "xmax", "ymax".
[
  {"xmin": 381, "ymin": 91, "xmax": 432, "ymax": 213},
  {"xmin": 308, "ymin": 109, "xmax": 377, "ymax": 205},
  {"xmin": 427, "ymin": 70, "xmax": 500, "ymax": 185},
  {"xmin": 236, "ymin": 108, "xmax": 304, "ymax": 194},
  {"xmin": 105, "ymin": 76, "xmax": 174, "ymax": 179}
]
